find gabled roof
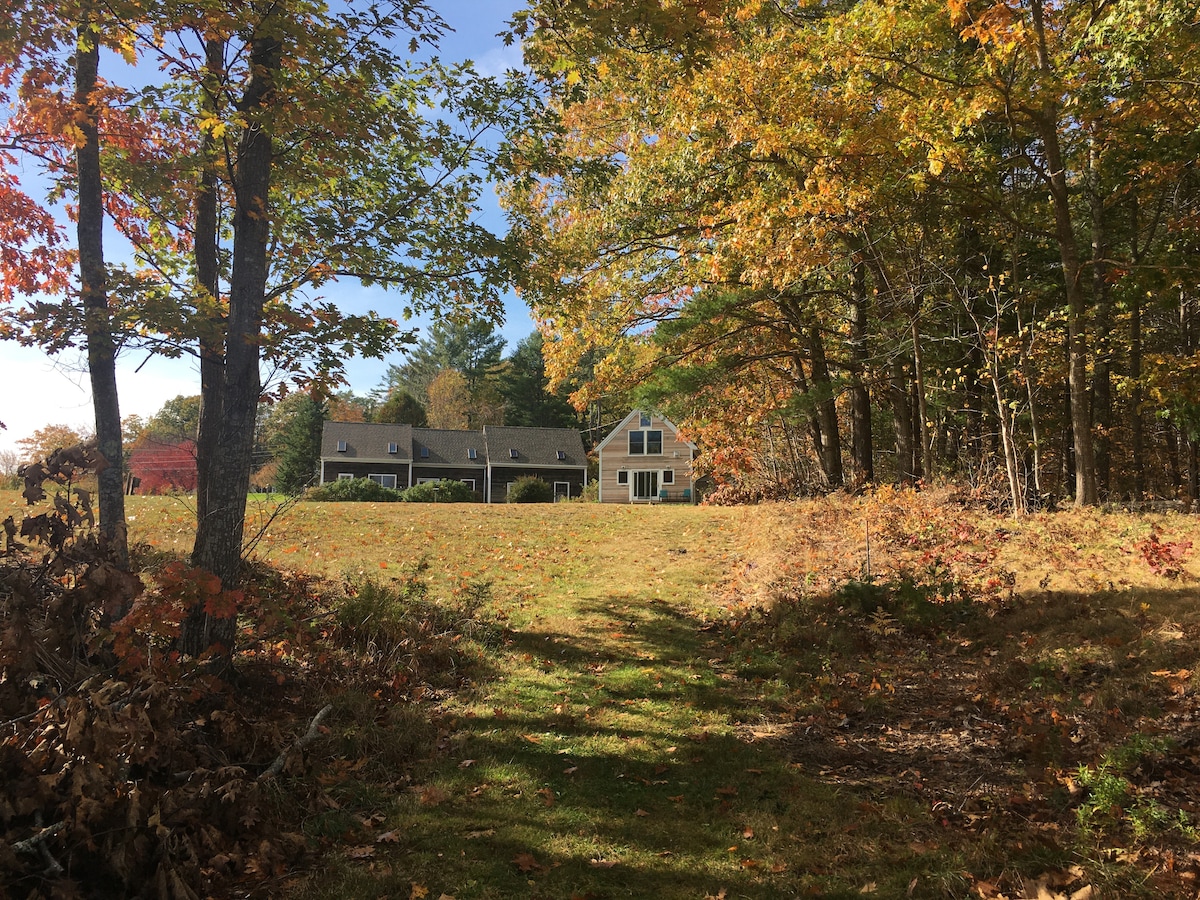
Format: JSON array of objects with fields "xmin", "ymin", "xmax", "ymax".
[
  {"xmin": 320, "ymin": 422, "xmax": 413, "ymax": 461},
  {"xmin": 483, "ymin": 425, "xmax": 588, "ymax": 468},
  {"xmin": 412, "ymin": 428, "xmax": 486, "ymax": 467},
  {"xmin": 594, "ymin": 409, "xmax": 696, "ymax": 453}
]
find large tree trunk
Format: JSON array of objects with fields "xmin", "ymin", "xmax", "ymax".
[
  {"xmin": 194, "ymin": 39, "xmax": 225, "ymax": 534},
  {"xmin": 76, "ymin": 22, "xmax": 128, "ymax": 575},
  {"xmin": 911, "ymin": 310, "xmax": 933, "ymax": 481},
  {"xmin": 186, "ymin": 31, "xmax": 280, "ymax": 659},
  {"xmin": 808, "ymin": 325, "xmax": 844, "ymax": 487},
  {"xmin": 1031, "ymin": 0, "xmax": 1098, "ymax": 506}
]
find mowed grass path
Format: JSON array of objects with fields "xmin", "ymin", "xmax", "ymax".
[
  {"xmin": 253, "ymin": 502, "xmax": 909, "ymax": 900},
  {"xmin": 0, "ymin": 493, "xmax": 943, "ymax": 896}
]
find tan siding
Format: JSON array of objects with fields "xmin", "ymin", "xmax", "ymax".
[{"xmin": 599, "ymin": 413, "xmax": 693, "ymax": 503}]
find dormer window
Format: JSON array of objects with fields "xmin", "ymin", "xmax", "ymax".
[
  {"xmin": 387, "ymin": 442, "xmax": 398, "ymax": 454},
  {"xmin": 420, "ymin": 447, "xmax": 430, "ymax": 459},
  {"xmin": 509, "ymin": 448, "xmax": 519, "ymax": 459},
  {"xmin": 556, "ymin": 450, "xmax": 566, "ymax": 461},
  {"xmin": 336, "ymin": 440, "xmax": 347, "ymax": 452},
  {"xmin": 468, "ymin": 448, "xmax": 477, "ymax": 460}
]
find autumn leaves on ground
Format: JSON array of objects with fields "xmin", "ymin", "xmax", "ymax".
[{"xmin": 4, "ymin": 492, "xmax": 1200, "ymax": 898}]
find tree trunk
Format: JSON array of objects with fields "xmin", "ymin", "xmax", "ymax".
[
  {"xmin": 1031, "ymin": 0, "xmax": 1098, "ymax": 506},
  {"xmin": 890, "ymin": 357, "xmax": 916, "ymax": 485},
  {"xmin": 808, "ymin": 325, "xmax": 844, "ymax": 488},
  {"xmin": 76, "ymin": 22, "xmax": 128, "ymax": 575},
  {"xmin": 1089, "ymin": 138, "xmax": 1112, "ymax": 497},
  {"xmin": 186, "ymin": 31, "xmax": 280, "ymax": 659},
  {"xmin": 911, "ymin": 311, "xmax": 933, "ymax": 481},
  {"xmin": 194, "ymin": 39, "xmax": 225, "ymax": 535},
  {"xmin": 848, "ymin": 249, "xmax": 874, "ymax": 483}
]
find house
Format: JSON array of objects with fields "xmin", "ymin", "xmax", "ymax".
[
  {"xmin": 319, "ymin": 422, "xmax": 413, "ymax": 488},
  {"xmin": 318, "ymin": 422, "xmax": 587, "ymax": 502},
  {"xmin": 595, "ymin": 410, "xmax": 696, "ymax": 503},
  {"xmin": 483, "ymin": 426, "xmax": 588, "ymax": 502}
]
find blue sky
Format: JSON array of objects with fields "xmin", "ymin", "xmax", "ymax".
[{"xmin": 0, "ymin": 0, "xmax": 532, "ymax": 455}]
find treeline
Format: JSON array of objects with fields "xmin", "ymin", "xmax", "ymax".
[{"xmin": 504, "ymin": 0, "xmax": 1200, "ymax": 509}]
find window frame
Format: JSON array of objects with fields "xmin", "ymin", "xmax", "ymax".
[{"xmin": 368, "ymin": 473, "xmax": 397, "ymax": 489}]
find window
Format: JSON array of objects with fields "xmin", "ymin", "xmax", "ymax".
[
  {"xmin": 640, "ymin": 413, "xmax": 652, "ymax": 427},
  {"xmin": 461, "ymin": 479, "xmax": 476, "ymax": 491},
  {"xmin": 556, "ymin": 450, "xmax": 567, "ymax": 461},
  {"xmin": 509, "ymin": 448, "xmax": 519, "ymax": 459},
  {"xmin": 337, "ymin": 473, "xmax": 354, "ymax": 480},
  {"xmin": 617, "ymin": 470, "xmax": 629, "ymax": 485},
  {"xmin": 662, "ymin": 469, "xmax": 674, "ymax": 485},
  {"xmin": 468, "ymin": 448, "xmax": 477, "ymax": 460},
  {"xmin": 628, "ymin": 429, "xmax": 662, "ymax": 455},
  {"xmin": 420, "ymin": 447, "xmax": 430, "ymax": 458},
  {"xmin": 387, "ymin": 442, "xmax": 398, "ymax": 454},
  {"xmin": 369, "ymin": 474, "xmax": 397, "ymax": 489},
  {"xmin": 554, "ymin": 481, "xmax": 570, "ymax": 500},
  {"xmin": 336, "ymin": 440, "xmax": 347, "ymax": 452}
]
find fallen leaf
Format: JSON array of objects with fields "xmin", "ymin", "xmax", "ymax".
[
  {"xmin": 376, "ymin": 831, "xmax": 400, "ymax": 843},
  {"xmin": 634, "ymin": 808, "xmax": 650, "ymax": 817},
  {"xmin": 410, "ymin": 885, "xmax": 429, "ymax": 900},
  {"xmin": 860, "ymin": 883, "xmax": 877, "ymax": 894},
  {"xmin": 420, "ymin": 786, "xmax": 449, "ymax": 807},
  {"xmin": 742, "ymin": 827, "xmax": 754, "ymax": 839},
  {"xmin": 538, "ymin": 788, "xmax": 556, "ymax": 807},
  {"xmin": 458, "ymin": 759, "xmax": 476, "ymax": 768},
  {"xmin": 464, "ymin": 829, "xmax": 494, "ymax": 840},
  {"xmin": 513, "ymin": 851, "xmax": 544, "ymax": 873},
  {"xmin": 346, "ymin": 846, "xmax": 375, "ymax": 859},
  {"xmin": 523, "ymin": 734, "xmax": 542, "ymax": 744},
  {"xmin": 589, "ymin": 858, "xmax": 618, "ymax": 868},
  {"xmin": 563, "ymin": 766, "xmax": 579, "ymax": 775}
]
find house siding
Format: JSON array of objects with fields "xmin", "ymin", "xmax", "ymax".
[{"xmin": 598, "ymin": 412, "xmax": 694, "ymax": 503}]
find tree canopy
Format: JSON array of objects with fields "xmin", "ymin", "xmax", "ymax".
[{"xmin": 506, "ymin": 0, "xmax": 1200, "ymax": 508}]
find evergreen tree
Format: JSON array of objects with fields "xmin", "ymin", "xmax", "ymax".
[
  {"xmin": 274, "ymin": 394, "xmax": 327, "ymax": 494},
  {"xmin": 374, "ymin": 389, "xmax": 428, "ymax": 426},
  {"xmin": 499, "ymin": 333, "xmax": 578, "ymax": 428}
]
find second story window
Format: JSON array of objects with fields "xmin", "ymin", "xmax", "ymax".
[{"xmin": 628, "ymin": 429, "xmax": 663, "ymax": 455}]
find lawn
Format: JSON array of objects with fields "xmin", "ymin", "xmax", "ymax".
[{"xmin": 5, "ymin": 489, "xmax": 1200, "ymax": 898}]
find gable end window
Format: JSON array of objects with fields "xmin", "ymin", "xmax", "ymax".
[
  {"xmin": 628, "ymin": 429, "xmax": 663, "ymax": 455},
  {"xmin": 640, "ymin": 413, "xmax": 652, "ymax": 427}
]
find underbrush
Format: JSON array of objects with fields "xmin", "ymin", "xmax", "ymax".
[
  {"xmin": 0, "ymin": 449, "xmax": 497, "ymax": 898},
  {"xmin": 721, "ymin": 490, "xmax": 1200, "ymax": 896}
]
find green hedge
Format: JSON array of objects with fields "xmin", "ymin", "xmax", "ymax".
[
  {"xmin": 400, "ymin": 480, "xmax": 475, "ymax": 503},
  {"xmin": 506, "ymin": 476, "xmax": 553, "ymax": 503},
  {"xmin": 306, "ymin": 477, "xmax": 404, "ymax": 502}
]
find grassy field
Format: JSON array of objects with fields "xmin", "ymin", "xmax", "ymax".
[{"xmin": 5, "ymin": 489, "xmax": 1200, "ymax": 897}]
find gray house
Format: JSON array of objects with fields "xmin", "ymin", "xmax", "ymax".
[{"xmin": 319, "ymin": 422, "xmax": 587, "ymax": 502}]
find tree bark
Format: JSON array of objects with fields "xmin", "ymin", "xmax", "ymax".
[
  {"xmin": 848, "ymin": 251, "xmax": 874, "ymax": 483},
  {"xmin": 186, "ymin": 30, "xmax": 280, "ymax": 659},
  {"xmin": 1030, "ymin": 0, "xmax": 1098, "ymax": 506},
  {"xmin": 76, "ymin": 22, "xmax": 128, "ymax": 574},
  {"xmin": 194, "ymin": 39, "xmax": 225, "ymax": 535},
  {"xmin": 890, "ymin": 357, "xmax": 916, "ymax": 485},
  {"xmin": 808, "ymin": 325, "xmax": 844, "ymax": 488},
  {"xmin": 1089, "ymin": 138, "xmax": 1112, "ymax": 497}
]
